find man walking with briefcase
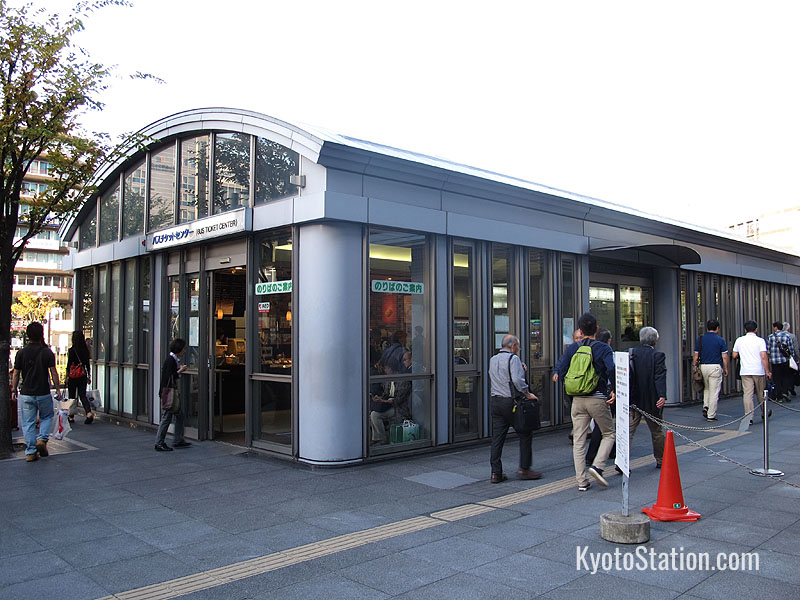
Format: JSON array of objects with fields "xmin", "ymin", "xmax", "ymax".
[{"xmin": 488, "ymin": 334, "xmax": 542, "ymax": 483}]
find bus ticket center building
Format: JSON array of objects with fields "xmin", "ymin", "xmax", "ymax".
[{"xmin": 61, "ymin": 108, "xmax": 800, "ymax": 465}]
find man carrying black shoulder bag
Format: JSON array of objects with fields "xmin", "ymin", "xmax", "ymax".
[{"xmin": 488, "ymin": 334, "xmax": 543, "ymax": 484}]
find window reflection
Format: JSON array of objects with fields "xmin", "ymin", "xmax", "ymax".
[
  {"xmin": 179, "ymin": 136, "xmax": 209, "ymax": 223},
  {"xmin": 255, "ymin": 137, "xmax": 299, "ymax": 204},
  {"xmin": 214, "ymin": 133, "xmax": 250, "ymax": 214},
  {"xmin": 149, "ymin": 145, "xmax": 175, "ymax": 232},
  {"xmin": 98, "ymin": 185, "xmax": 119, "ymax": 245},
  {"xmin": 123, "ymin": 162, "xmax": 146, "ymax": 238},
  {"xmin": 79, "ymin": 207, "xmax": 96, "ymax": 250},
  {"xmin": 257, "ymin": 234, "xmax": 292, "ymax": 375}
]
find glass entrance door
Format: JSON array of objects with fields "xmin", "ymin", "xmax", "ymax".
[
  {"xmin": 589, "ymin": 283, "xmax": 652, "ymax": 351},
  {"xmin": 210, "ymin": 269, "xmax": 247, "ymax": 444}
]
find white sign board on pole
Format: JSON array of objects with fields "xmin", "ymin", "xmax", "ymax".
[{"xmin": 614, "ymin": 351, "xmax": 630, "ymax": 478}]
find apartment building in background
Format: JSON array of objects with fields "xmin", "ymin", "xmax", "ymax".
[
  {"xmin": 729, "ymin": 206, "xmax": 800, "ymax": 256},
  {"xmin": 11, "ymin": 158, "xmax": 74, "ymax": 361}
]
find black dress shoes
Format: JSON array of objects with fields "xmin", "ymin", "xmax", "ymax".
[
  {"xmin": 490, "ymin": 473, "xmax": 508, "ymax": 483},
  {"xmin": 154, "ymin": 443, "xmax": 173, "ymax": 451}
]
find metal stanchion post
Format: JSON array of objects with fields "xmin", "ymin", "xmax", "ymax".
[{"xmin": 751, "ymin": 388, "xmax": 783, "ymax": 477}]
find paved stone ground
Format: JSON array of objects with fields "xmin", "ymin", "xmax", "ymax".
[{"xmin": 2, "ymin": 394, "xmax": 800, "ymax": 599}]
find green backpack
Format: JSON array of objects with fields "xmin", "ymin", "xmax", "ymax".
[{"xmin": 564, "ymin": 340, "xmax": 600, "ymax": 396}]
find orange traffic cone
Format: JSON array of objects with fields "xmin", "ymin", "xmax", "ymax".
[{"xmin": 642, "ymin": 431, "xmax": 701, "ymax": 522}]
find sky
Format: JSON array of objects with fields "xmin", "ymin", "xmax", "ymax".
[{"xmin": 27, "ymin": 0, "xmax": 800, "ymax": 231}]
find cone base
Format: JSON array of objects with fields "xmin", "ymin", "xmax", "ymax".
[{"xmin": 642, "ymin": 505, "xmax": 701, "ymax": 522}]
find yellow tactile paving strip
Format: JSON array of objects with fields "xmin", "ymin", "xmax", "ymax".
[{"xmin": 97, "ymin": 429, "xmax": 744, "ymax": 600}]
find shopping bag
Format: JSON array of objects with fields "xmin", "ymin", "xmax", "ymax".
[
  {"xmin": 86, "ymin": 389, "xmax": 102, "ymax": 411},
  {"xmin": 390, "ymin": 420, "xmax": 419, "ymax": 443},
  {"xmin": 51, "ymin": 398, "xmax": 72, "ymax": 440}
]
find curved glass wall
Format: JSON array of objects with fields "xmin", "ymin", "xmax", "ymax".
[
  {"xmin": 255, "ymin": 137, "xmax": 299, "ymax": 204},
  {"xmin": 123, "ymin": 161, "xmax": 146, "ymax": 238},
  {"xmin": 79, "ymin": 204, "xmax": 96, "ymax": 250},
  {"xmin": 213, "ymin": 133, "xmax": 250, "ymax": 214},
  {"xmin": 179, "ymin": 136, "xmax": 209, "ymax": 223},
  {"xmin": 99, "ymin": 184, "xmax": 120, "ymax": 245},
  {"xmin": 149, "ymin": 144, "xmax": 176, "ymax": 232}
]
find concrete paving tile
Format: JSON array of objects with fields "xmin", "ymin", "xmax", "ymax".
[
  {"xmin": 538, "ymin": 572, "xmax": 681, "ymax": 600},
  {"xmin": 241, "ymin": 520, "xmax": 335, "ymax": 551},
  {"xmin": 373, "ymin": 521, "xmax": 472, "ymax": 552},
  {"xmin": 524, "ymin": 532, "xmax": 632, "ymax": 567},
  {"xmin": 744, "ymin": 549, "xmax": 800, "ymax": 585},
  {"xmin": 51, "ymin": 532, "xmax": 160, "ymax": 568},
  {"xmin": 755, "ymin": 530, "xmax": 800, "ymax": 556},
  {"xmin": 338, "ymin": 551, "xmax": 458, "ymax": 595},
  {"xmin": 130, "ymin": 519, "xmax": 229, "ymax": 550},
  {"xmin": 0, "ymin": 568, "xmax": 111, "ymax": 600},
  {"xmin": 206, "ymin": 505, "xmax": 292, "ymax": 534},
  {"xmin": 165, "ymin": 535, "xmax": 271, "ymax": 570},
  {"xmin": 687, "ymin": 569, "xmax": 799, "ymax": 600},
  {"xmin": 301, "ymin": 542, "xmax": 393, "ymax": 572},
  {"xmin": 360, "ymin": 499, "xmax": 432, "ymax": 521},
  {"xmin": 27, "ymin": 515, "xmax": 126, "ymax": 547},
  {"xmin": 711, "ymin": 504, "xmax": 800, "ymax": 531},
  {"xmin": 455, "ymin": 507, "xmax": 524, "ymax": 529},
  {"xmin": 459, "ymin": 518, "xmax": 561, "ymax": 551},
  {"xmin": 304, "ymin": 509, "xmax": 390, "ymax": 534},
  {"xmin": 0, "ymin": 549, "xmax": 71, "ymax": 585},
  {"xmin": 253, "ymin": 572, "xmax": 390, "ymax": 600},
  {"xmin": 392, "ymin": 572, "xmax": 533, "ymax": 600},
  {"xmin": 673, "ymin": 517, "xmax": 779, "ymax": 547},
  {"xmin": 468, "ymin": 552, "xmax": 584, "ymax": 594},
  {"xmin": 0, "ymin": 527, "xmax": 45, "ymax": 558},
  {"xmin": 400, "ymin": 535, "xmax": 513, "ymax": 571},
  {"xmin": 405, "ymin": 470, "xmax": 480, "ymax": 489},
  {"xmin": 515, "ymin": 507, "xmax": 600, "ymax": 533},
  {"xmin": 269, "ymin": 495, "xmax": 347, "ymax": 519},
  {"xmin": 83, "ymin": 549, "xmax": 195, "ymax": 594},
  {"xmin": 83, "ymin": 493, "xmax": 160, "ymax": 515},
  {"xmin": 101, "ymin": 505, "xmax": 195, "ymax": 532}
]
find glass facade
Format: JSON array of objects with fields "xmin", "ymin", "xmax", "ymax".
[
  {"xmin": 79, "ymin": 205, "xmax": 96, "ymax": 250},
  {"xmin": 179, "ymin": 136, "xmax": 209, "ymax": 223},
  {"xmin": 149, "ymin": 145, "xmax": 176, "ymax": 232},
  {"xmin": 213, "ymin": 133, "xmax": 250, "ymax": 214},
  {"xmin": 255, "ymin": 137, "xmax": 299, "ymax": 204},
  {"xmin": 369, "ymin": 229, "xmax": 431, "ymax": 450},
  {"xmin": 123, "ymin": 161, "xmax": 146, "ymax": 238},
  {"xmin": 99, "ymin": 185, "xmax": 120, "ymax": 245}
]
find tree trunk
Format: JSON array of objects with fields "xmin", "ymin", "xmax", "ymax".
[{"xmin": 0, "ymin": 259, "xmax": 14, "ymax": 457}]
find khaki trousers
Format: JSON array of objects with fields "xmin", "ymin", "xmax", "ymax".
[
  {"xmin": 571, "ymin": 396, "xmax": 615, "ymax": 486},
  {"xmin": 741, "ymin": 375, "xmax": 766, "ymax": 418},
  {"xmin": 701, "ymin": 364, "xmax": 723, "ymax": 418}
]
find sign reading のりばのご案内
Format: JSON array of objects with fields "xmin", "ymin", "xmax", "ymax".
[
  {"xmin": 371, "ymin": 280, "xmax": 424, "ymax": 294},
  {"xmin": 145, "ymin": 208, "xmax": 247, "ymax": 251},
  {"xmin": 255, "ymin": 280, "xmax": 292, "ymax": 295}
]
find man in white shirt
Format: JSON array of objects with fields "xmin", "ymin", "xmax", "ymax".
[{"xmin": 732, "ymin": 320, "xmax": 771, "ymax": 423}]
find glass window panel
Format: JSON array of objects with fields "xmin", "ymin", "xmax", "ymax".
[
  {"xmin": 96, "ymin": 364, "xmax": 105, "ymax": 411},
  {"xmin": 123, "ymin": 261, "xmax": 136, "ymax": 363},
  {"xmin": 529, "ymin": 249, "xmax": 549, "ymax": 367},
  {"xmin": 110, "ymin": 263, "xmax": 121, "ymax": 362},
  {"xmin": 81, "ymin": 269, "xmax": 94, "ymax": 351},
  {"xmin": 96, "ymin": 266, "xmax": 108, "ymax": 360},
  {"xmin": 109, "ymin": 367, "xmax": 119, "ymax": 412},
  {"xmin": 453, "ymin": 244, "xmax": 473, "ymax": 365},
  {"xmin": 169, "ymin": 277, "xmax": 180, "ymax": 343},
  {"xmin": 138, "ymin": 260, "xmax": 150, "ymax": 364},
  {"xmin": 369, "ymin": 230, "xmax": 430, "ymax": 373},
  {"xmin": 213, "ymin": 133, "xmax": 250, "ymax": 214},
  {"xmin": 619, "ymin": 286, "xmax": 652, "ymax": 351},
  {"xmin": 454, "ymin": 375, "xmax": 479, "ymax": 437},
  {"xmin": 492, "ymin": 244, "xmax": 512, "ymax": 351},
  {"xmin": 256, "ymin": 233, "xmax": 292, "ymax": 375},
  {"xmin": 122, "ymin": 161, "xmax": 146, "ymax": 238},
  {"xmin": 181, "ymin": 373, "xmax": 200, "ymax": 432},
  {"xmin": 257, "ymin": 380, "xmax": 292, "ymax": 445},
  {"xmin": 179, "ymin": 136, "xmax": 209, "ymax": 223},
  {"xmin": 148, "ymin": 145, "xmax": 176, "ymax": 231},
  {"xmin": 528, "ymin": 370, "xmax": 552, "ymax": 426},
  {"xmin": 186, "ymin": 277, "xmax": 200, "ymax": 370},
  {"xmin": 370, "ymin": 378, "xmax": 432, "ymax": 451},
  {"xmin": 99, "ymin": 184, "xmax": 120, "ymax": 245},
  {"xmin": 561, "ymin": 257, "xmax": 576, "ymax": 348},
  {"xmin": 79, "ymin": 205, "xmax": 96, "ymax": 250},
  {"xmin": 123, "ymin": 367, "xmax": 134, "ymax": 415},
  {"xmin": 254, "ymin": 137, "xmax": 299, "ymax": 204}
]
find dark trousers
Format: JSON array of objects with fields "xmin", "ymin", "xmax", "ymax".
[
  {"xmin": 490, "ymin": 396, "xmax": 532, "ymax": 475},
  {"xmin": 67, "ymin": 377, "xmax": 91, "ymax": 415},
  {"xmin": 772, "ymin": 361, "xmax": 793, "ymax": 400}
]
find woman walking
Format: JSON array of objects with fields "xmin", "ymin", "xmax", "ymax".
[{"xmin": 65, "ymin": 331, "xmax": 94, "ymax": 424}]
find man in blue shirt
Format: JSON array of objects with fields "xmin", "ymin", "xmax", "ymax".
[
  {"xmin": 693, "ymin": 319, "xmax": 729, "ymax": 421},
  {"xmin": 555, "ymin": 313, "xmax": 616, "ymax": 491}
]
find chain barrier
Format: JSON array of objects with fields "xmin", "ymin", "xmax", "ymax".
[
  {"xmin": 632, "ymin": 403, "xmax": 757, "ymax": 432},
  {"xmin": 768, "ymin": 397, "xmax": 800, "ymax": 413},
  {"xmin": 632, "ymin": 405, "xmax": 800, "ymax": 490}
]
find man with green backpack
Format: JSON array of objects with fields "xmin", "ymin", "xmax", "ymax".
[{"xmin": 555, "ymin": 313, "xmax": 616, "ymax": 491}]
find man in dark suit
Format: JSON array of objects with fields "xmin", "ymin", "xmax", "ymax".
[{"xmin": 629, "ymin": 326, "xmax": 667, "ymax": 468}]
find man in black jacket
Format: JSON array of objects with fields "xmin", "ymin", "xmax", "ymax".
[{"xmin": 629, "ymin": 326, "xmax": 667, "ymax": 468}]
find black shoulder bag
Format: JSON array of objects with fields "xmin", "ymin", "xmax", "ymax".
[{"xmin": 508, "ymin": 354, "xmax": 541, "ymax": 432}]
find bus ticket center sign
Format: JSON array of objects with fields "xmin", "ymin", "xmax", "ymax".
[{"xmin": 146, "ymin": 208, "xmax": 247, "ymax": 251}]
